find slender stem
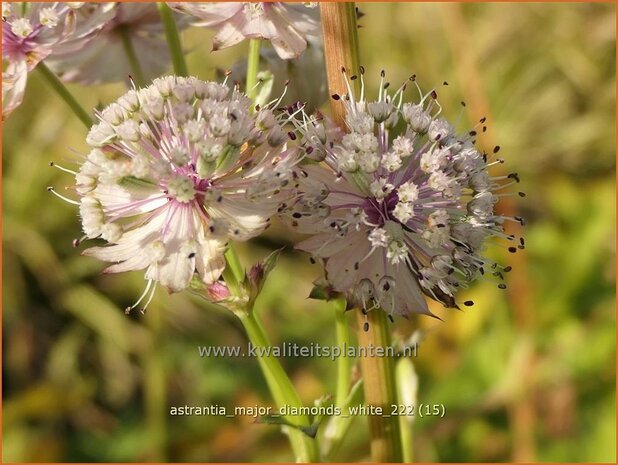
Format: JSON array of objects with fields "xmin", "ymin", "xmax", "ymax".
[
  {"xmin": 246, "ymin": 39, "xmax": 261, "ymax": 101},
  {"xmin": 144, "ymin": 307, "xmax": 167, "ymax": 461},
  {"xmin": 238, "ymin": 311, "xmax": 319, "ymax": 462},
  {"xmin": 396, "ymin": 357, "xmax": 416, "ymax": 462},
  {"xmin": 324, "ymin": 379, "xmax": 363, "ymax": 460},
  {"xmin": 235, "ymin": 38, "xmax": 318, "ymax": 460},
  {"xmin": 223, "ymin": 245, "xmax": 244, "ymax": 295},
  {"xmin": 118, "ymin": 25, "xmax": 146, "ymax": 87},
  {"xmin": 321, "ymin": 2, "xmax": 404, "ymax": 461},
  {"xmin": 158, "ymin": 2, "xmax": 188, "ymax": 76},
  {"xmin": 36, "ymin": 62, "xmax": 92, "ymax": 128},
  {"xmin": 356, "ymin": 310, "xmax": 403, "ymax": 462},
  {"xmin": 334, "ymin": 299, "xmax": 351, "ymax": 408},
  {"xmin": 320, "ymin": 298, "xmax": 352, "ymax": 459}
]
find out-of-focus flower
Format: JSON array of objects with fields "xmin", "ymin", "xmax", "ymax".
[
  {"xmin": 1, "ymin": 60, "xmax": 28, "ymax": 117},
  {"xmin": 1, "ymin": 2, "xmax": 114, "ymax": 118},
  {"xmin": 282, "ymin": 70, "xmax": 525, "ymax": 318},
  {"xmin": 57, "ymin": 76, "xmax": 300, "ymax": 312},
  {"xmin": 47, "ymin": 3, "xmax": 187, "ymax": 85},
  {"xmin": 170, "ymin": 2, "xmax": 320, "ymax": 59}
]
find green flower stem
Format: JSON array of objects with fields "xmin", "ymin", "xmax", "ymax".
[
  {"xmin": 324, "ymin": 379, "xmax": 363, "ymax": 459},
  {"xmin": 246, "ymin": 39, "xmax": 261, "ymax": 101},
  {"xmin": 221, "ymin": 245, "xmax": 318, "ymax": 461},
  {"xmin": 356, "ymin": 310, "xmax": 403, "ymax": 462},
  {"xmin": 334, "ymin": 299, "xmax": 351, "ymax": 408},
  {"xmin": 223, "ymin": 245, "xmax": 245, "ymax": 294},
  {"xmin": 158, "ymin": 3, "xmax": 188, "ymax": 76},
  {"xmin": 238, "ymin": 310, "xmax": 319, "ymax": 462},
  {"xmin": 396, "ymin": 358, "xmax": 416, "ymax": 462},
  {"xmin": 320, "ymin": 298, "xmax": 352, "ymax": 459},
  {"xmin": 144, "ymin": 307, "xmax": 167, "ymax": 461},
  {"xmin": 118, "ymin": 26, "xmax": 146, "ymax": 87},
  {"xmin": 36, "ymin": 62, "xmax": 92, "ymax": 128}
]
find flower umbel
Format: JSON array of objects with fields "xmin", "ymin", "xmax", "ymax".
[
  {"xmin": 170, "ymin": 2, "xmax": 320, "ymax": 59},
  {"xmin": 1, "ymin": 2, "xmax": 114, "ymax": 118},
  {"xmin": 53, "ymin": 76, "xmax": 299, "ymax": 313},
  {"xmin": 283, "ymin": 69, "xmax": 525, "ymax": 317}
]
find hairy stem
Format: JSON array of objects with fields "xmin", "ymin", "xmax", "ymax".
[
  {"xmin": 158, "ymin": 3, "xmax": 188, "ymax": 76},
  {"xmin": 36, "ymin": 62, "xmax": 92, "ymax": 128}
]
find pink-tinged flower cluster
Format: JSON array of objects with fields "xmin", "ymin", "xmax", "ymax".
[
  {"xmin": 1, "ymin": 2, "xmax": 114, "ymax": 118},
  {"xmin": 283, "ymin": 70, "xmax": 525, "ymax": 318},
  {"xmin": 170, "ymin": 2, "xmax": 320, "ymax": 59},
  {"xmin": 47, "ymin": 3, "xmax": 187, "ymax": 85},
  {"xmin": 70, "ymin": 76, "xmax": 300, "ymax": 312}
]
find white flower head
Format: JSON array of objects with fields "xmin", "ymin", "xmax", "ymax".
[
  {"xmin": 283, "ymin": 69, "xmax": 523, "ymax": 317},
  {"xmin": 397, "ymin": 181, "xmax": 419, "ymax": 203},
  {"xmin": 381, "ymin": 150, "xmax": 403, "ymax": 172},
  {"xmin": 170, "ymin": 2, "xmax": 320, "ymax": 59},
  {"xmin": 370, "ymin": 178, "xmax": 394, "ymax": 202},
  {"xmin": 10, "ymin": 18, "xmax": 34, "ymax": 37},
  {"xmin": 369, "ymin": 228, "xmax": 389, "ymax": 248},
  {"xmin": 2, "ymin": 3, "xmax": 13, "ymax": 18},
  {"xmin": 392, "ymin": 135, "xmax": 414, "ymax": 157},
  {"xmin": 39, "ymin": 8, "xmax": 60, "ymax": 28},
  {"xmin": 55, "ymin": 76, "xmax": 300, "ymax": 313},
  {"xmin": 392, "ymin": 201, "xmax": 414, "ymax": 224}
]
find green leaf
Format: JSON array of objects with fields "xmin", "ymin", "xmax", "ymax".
[{"xmin": 257, "ymin": 414, "xmax": 320, "ymax": 439}]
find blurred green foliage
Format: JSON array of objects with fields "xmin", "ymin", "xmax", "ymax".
[{"xmin": 2, "ymin": 2, "xmax": 615, "ymax": 462}]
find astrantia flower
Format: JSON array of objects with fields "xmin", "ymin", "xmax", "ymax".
[
  {"xmin": 283, "ymin": 70, "xmax": 524, "ymax": 317},
  {"xmin": 47, "ymin": 3, "xmax": 187, "ymax": 85},
  {"xmin": 170, "ymin": 2, "xmax": 319, "ymax": 59},
  {"xmin": 1, "ymin": 2, "xmax": 114, "ymax": 118},
  {"xmin": 54, "ymin": 76, "xmax": 300, "ymax": 312}
]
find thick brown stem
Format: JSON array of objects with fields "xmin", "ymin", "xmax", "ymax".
[
  {"xmin": 320, "ymin": 2, "xmax": 360, "ymax": 128},
  {"xmin": 356, "ymin": 310, "xmax": 404, "ymax": 462},
  {"xmin": 321, "ymin": 3, "xmax": 404, "ymax": 461}
]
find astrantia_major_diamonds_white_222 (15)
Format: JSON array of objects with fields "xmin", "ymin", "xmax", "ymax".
[
  {"xmin": 281, "ymin": 68, "xmax": 525, "ymax": 320},
  {"xmin": 49, "ymin": 75, "xmax": 303, "ymax": 314}
]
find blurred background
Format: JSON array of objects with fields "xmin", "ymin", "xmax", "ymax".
[{"xmin": 2, "ymin": 2, "xmax": 615, "ymax": 462}]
